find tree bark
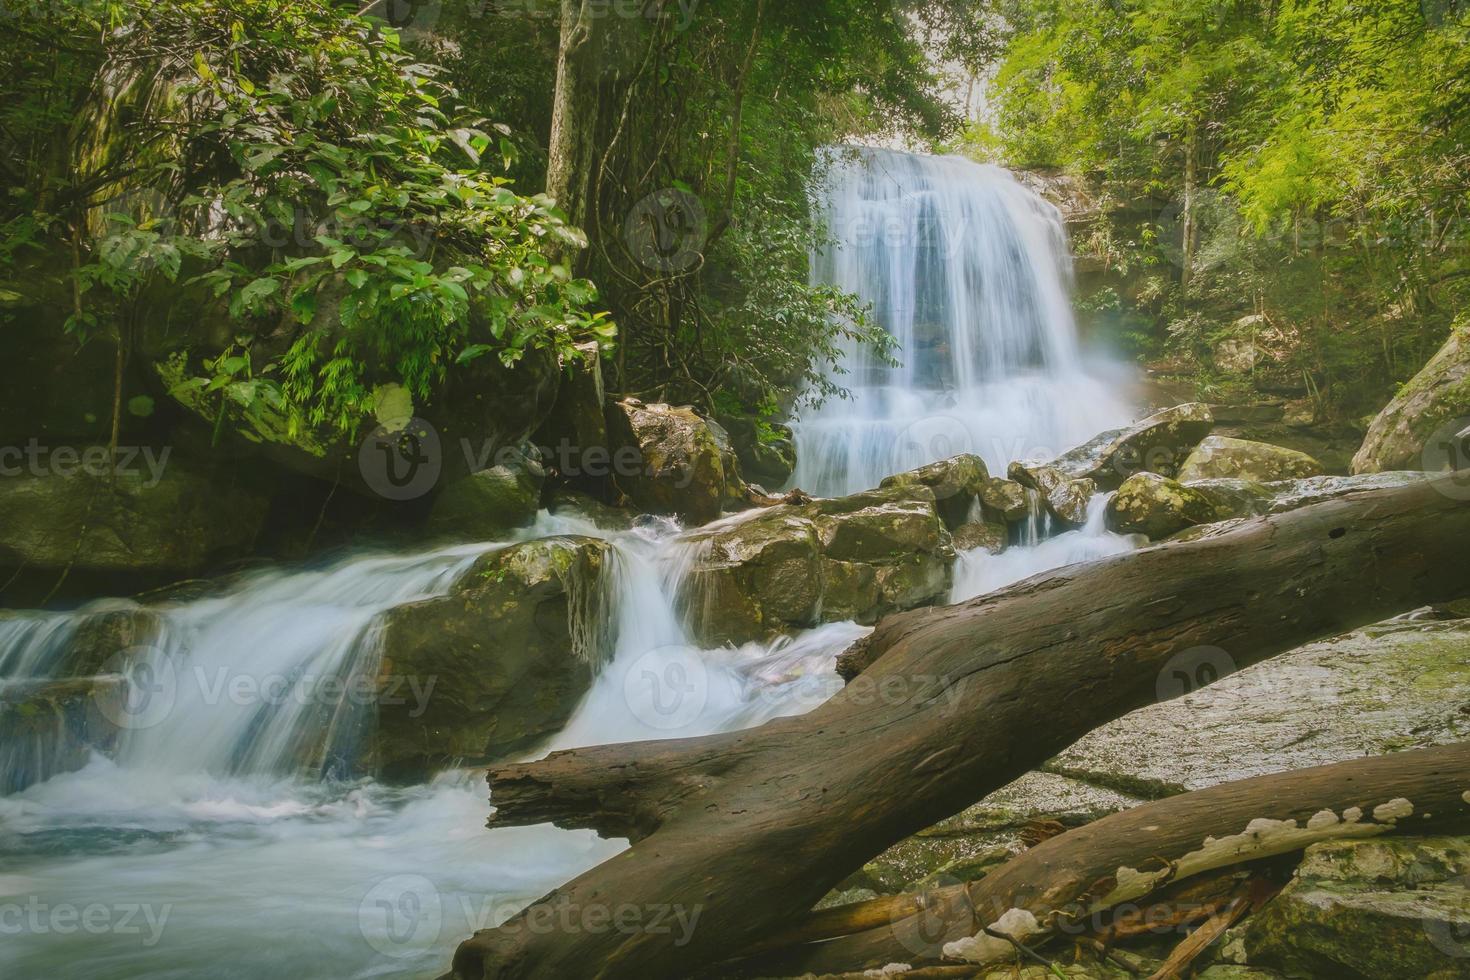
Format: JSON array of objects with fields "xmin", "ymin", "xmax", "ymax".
[
  {"xmin": 545, "ymin": 0, "xmax": 600, "ymax": 254},
  {"xmin": 451, "ymin": 478, "xmax": 1470, "ymax": 979},
  {"xmin": 735, "ymin": 740, "xmax": 1470, "ymax": 976}
]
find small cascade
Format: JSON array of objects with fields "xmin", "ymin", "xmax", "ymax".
[
  {"xmin": 951, "ymin": 494, "xmax": 1142, "ymax": 602},
  {"xmin": 0, "ymin": 514, "xmax": 871, "ymax": 980},
  {"xmin": 790, "ymin": 147, "xmax": 1133, "ymax": 496}
]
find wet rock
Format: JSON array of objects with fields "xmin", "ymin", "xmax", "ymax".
[
  {"xmin": 0, "ymin": 455, "xmax": 268, "ymax": 575},
  {"xmin": 0, "ymin": 676, "xmax": 126, "ymax": 794},
  {"xmin": 157, "ymin": 342, "xmax": 562, "ymax": 497},
  {"xmin": 718, "ymin": 414, "xmax": 796, "ymax": 490},
  {"xmin": 953, "ymin": 522, "xmax": 1008, "ymax": 555},
  {"xmin": 1047, "ymin": 477, "xmax": 1097, "ymax": 526},
  {"xmin": 605, "ymin": 399, "xmax": 746, "ymax": 525},
  {"xmin": 1258, "ymin": 471, "xmax": 1430, "ymax": 514},
  {"xmin": 1051, "ymin": 619, "xmax": 1470, "ymax": 793},
  {"xmin": 534, "ymin": 342, "xmax": 608, "ymax": 491},
  {"xmin": 980, "ymin": 477, "xmax": 1031, "ymax": 523},
  {"xmin": 1012, "ymin": 402, "xmax": 1215, "ymax": 491},
  {"xmin": 375, "ymin": 536, "xmax": 612, "ymax": 779},
  {"xmin": 1228, "ymin": 836, "xmax": 1470, "ymax": 979},
  {"xmin": 678, "ymin": 485, "xmax": 953, "ymax": 646},
  {"xmin": 1354, "ymin": 323, "xmax": 1470, "ymax": 474},
  {"xmin": 881, "ymin": 453, "xmax": 990, "ymax": 529},
  {"xmin": 546, "ymin": 489, "xmax": 635, "ymax": 530},
  {"xmin": 1107, "ymin": 474, "xmax": 1270, "ymax": 539},
  {"xmin": 1177, "ymin": 436, "xmax": 1325, "ymax": 483},
  {"xmin": 427, "ymin": 445, "xmax": 545, "ymax": 540}
]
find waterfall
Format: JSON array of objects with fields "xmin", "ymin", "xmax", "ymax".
[
  {"xmin": 790, "ymin": 146, "xmax": 1134, "ymax": 496},
  {"xmin": 0, "ymin": 515, "xmax": 867, "ymax": 980}
]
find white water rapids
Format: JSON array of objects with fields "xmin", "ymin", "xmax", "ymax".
[{"xmin": 0, "ymin": 148, "xmax": 1144, "ymax": 979}]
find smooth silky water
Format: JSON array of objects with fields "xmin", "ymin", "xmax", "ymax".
[
  {"xmin": 790, "ymin": 146, "xmax": 1135, "ymax": 494},
  {"xmin": 0, "ymin": 514, "xmax": 869, "ymax": 979},
  {"xmin": 2, "ymin": 147, "xmax": 1146, "ymax": 979}
]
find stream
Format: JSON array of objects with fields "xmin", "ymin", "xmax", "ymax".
[{"xmin": 0, "ymin": 148, "xmax": 1141, "ymax": 978}]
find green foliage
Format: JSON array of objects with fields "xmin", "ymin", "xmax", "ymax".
[
  {"xmin": 1, "ymin": 0, "xmax": 609, "ymax": 438},
  {"xmin": 973, "ymin": 0, "xmax": 1470, "ymax": 415}
]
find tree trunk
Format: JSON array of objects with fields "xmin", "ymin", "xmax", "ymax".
[
  {"xmin": 734, "ymin": 741, "xmax": 1470, "ymax": 976},
  {"xmin": 545, "ymin": 0, "xmax": 600, "ymax": 256},
  {"xmin": 451, "ymin": 478, "xmax": 1470, "ymax": 979},
  {"xmin": 1180, "ymin": 121, "xmax": 1198, "ymax": 299}
]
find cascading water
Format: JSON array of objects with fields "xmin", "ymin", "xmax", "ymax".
[
  {"xmin": 790, "ymin": 146, "xmax": 1134, "ymax": 496},
  {"xmin": 0, "ymin": 515, "xmax": 867, "ymax": 980}
]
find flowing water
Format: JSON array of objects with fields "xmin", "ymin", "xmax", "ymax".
[
  {"xmin": 0, "ymin": 515, "xmax": 867, "ymax": 980},
  {"xmin": 1, "ymin": 148, "xmax": 1145, "ymax": 979},
  {"xmin": 790, "ymin": 146, "xmax": 1134, "ymax": 496}
]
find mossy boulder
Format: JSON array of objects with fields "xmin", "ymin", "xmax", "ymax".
[
  {"xmin": 427, "ymin": 445, "xmax": 545, "ymax": 541},
  {"xmin": 1177, "ymin": 436, "xmax": 1326, "ymax": 483},
  {"xmin": 953, "ymin": 522, "xmax": 1008, "ymax": 555},
  {"xmin": 979, "ymin": 477, "xmax": 1031, "ymax": 524},
  {"xmin": 534, "ymin": 341, "xmax": 610, "ymax": 493},
  {"xmin": 606, "ymin": 398, "xmax": 746, "ymax": 525},
  {"xmin": 1107, "ymin": 474, "xmax": 1274, "ymax": 539},
  {"xmin": 881, "ymin": 453, "xmax": 989, "ymax": 529},
  {"xmin": 0, "ymin": 454, "xmax": 268, "ymax": 575},
  {"xmin": 678, "ymin": 485, "xmax": 954, "ymax": 645},
  {"xmin": 1230, "ymin": 836, "xmax": 1470, "ymax": 979},
  {"xmin": 1012, "ymin": 402, "xmax": 1215, "ymax": 491},
  {"xmin": 1354, "ymin": 324, "xmax": 1470, "ymax": 474},
  {"xmin": 718, "ymin": 414, "xmax": 797, "ymax": 490},
  {"xmin": 374, "ymin": 536, "xmax": 612, "ymax": 779}
]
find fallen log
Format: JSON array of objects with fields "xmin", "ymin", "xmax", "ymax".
[
  {"xmin": 737, "ymin": 741, "xmax": 1470, "ymax": 976},
  {"xmin": 452, "ymin": 477, "xmax": 1470, "ymax": 979}
]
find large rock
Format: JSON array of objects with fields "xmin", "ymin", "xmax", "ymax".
[
  {"xmin": 375, "ymin": 536, "xmax": 612, "ymax": 778},
  {"xmin": 1355, "ymin": 324, "xmax": 1470, "ymax": 474},
  {"xmin": 678, "ymin": 485, "xmax": 954, "ymax": 645},
  {"xmin": 1110, "ymin": 471, "xmax": 1433, "ymax": 541},
  {"xmin": 605, "ymin": 398, "xmax": 746, "ymax": 525},
  {"xmin": 880, "ymin": 453, "xmax": 990, "ymax": 529},
  {"xmin": 1050, "ymin": 618, "xmax": 1470, "ymax": 795},
  {"xmin": 979, "ymin": 477, "xmax": 1031, "ymax": 523},
  {"xmin": 0, "ymin": 454, "xmax": 268, "ymax": 574},
  {"xmin": 1177, "ymin": 435, "xmax": 1326, "ymax": 483},
  {"xmin": 1106, "ymin": 473, "xmax": 1248, "ymax": 539},
  {"xmin": 718, "ymin": 414, "xmax": 797, "ymax": 490},
  {"xmin": 156, "ymin": 339, "xmax": 563, "ymax": 499},
  {"xmin": 426, "ymin": 444, "xmax": 545, "ymax": 540},
  {"xmin": 534, "ymin": 341, "xmax": 610, "ymax": 491},
  {"xmin": 1012, "ymin": 403, "xmax": 1215, "ymax": 492},
  {"xmin": 1228, "ymin": 836, "xmax": 1470, "ymax": 979}
]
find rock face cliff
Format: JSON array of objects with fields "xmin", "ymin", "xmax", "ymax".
[{"xmin": 1354, "ymin": 323, "xmax": 1470, "ymax": 475}]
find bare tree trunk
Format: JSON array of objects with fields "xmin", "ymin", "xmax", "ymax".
[
  {"xmin": 735, "ymin": 741, "xmax": 1470, "ymax": 975},
  {"xmin": 450, "ymin": 478, "xmax": 1470, "ymax": 979},
  {"xmin": 545, "ymin": 0, "xmax": 599, "ymax": 256},
  {"xmin": 1180, "ymin": 121, "xmax": 1198, "ymax": 299}
]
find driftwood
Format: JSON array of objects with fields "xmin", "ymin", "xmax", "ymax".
[
  {"xmin": 451, "ymin": 478, "xmax": 1470, "ymax": 979},
  {"xmin": 738, "ymin": 741, "xmax": 1470, "ymax": 976}
]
